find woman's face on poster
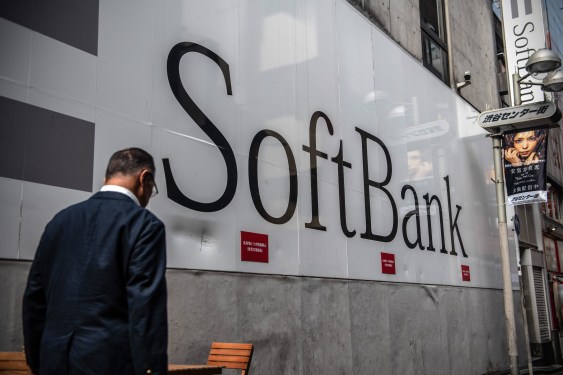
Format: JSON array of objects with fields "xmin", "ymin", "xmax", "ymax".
[{"xmin": 513, "ymin": 131, "xmax": 539, "ymax": 158}]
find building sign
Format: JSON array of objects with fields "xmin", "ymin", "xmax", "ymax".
[
  {"xmin": 0, "ymin": 0, "xmax": 512, "ymax": 289},
  {"xmin": 478, "ymin": 101, "xmax": 560, "ymax": 131},
  {"xmin": 501, "ymin": 0, "xmax": 547, "ymax": 104},
  {"xmin": 381, "ymin": 253, "xmax": 396, "ymax": 275},
  {"xmin": 461, "ymin": 265, "xmax": 471, "ymax": 282},
  {"xmin": 503, "ymin": 129, "xmax": 548, "ymax": 205},
  {"xmin": 241, "ymin": 231, "xmax": 269, "ymax": 263}
]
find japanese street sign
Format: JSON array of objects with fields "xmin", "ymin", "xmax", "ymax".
[{"xmin": 478, "ymin": 101, "xmax": 561, "ymax": 133}]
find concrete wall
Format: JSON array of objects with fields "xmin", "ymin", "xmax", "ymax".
[
  {"xmin": 346, "ymin": 0, "xmax": 422, "ymax": 60},
  {"xmin": 448, "ymin": 0, "xmax": 500, "ymax": 111},
  {"xmin": 1, "ymin": 260, "xmax": 528, "ymax": 374},
  {"xmin": 347, "ymin": 0, "xmax": 501, "ymax": 112}
]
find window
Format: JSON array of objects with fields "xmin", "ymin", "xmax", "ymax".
[
  {"xmin": 544, "ymin": 184, "xmax": 562, "ymax": 223},
  {"xmin": 420, "ymin": 0, "xmax": 449, "ymax": 84},
  {"xmin": 493, "ymin": 11, "xmax": 509, "ymax": 106}
]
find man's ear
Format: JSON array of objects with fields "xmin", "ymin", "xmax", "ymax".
[{"xmin": 139, "ymin": 170, "xmax": 151, "ymax": 186}]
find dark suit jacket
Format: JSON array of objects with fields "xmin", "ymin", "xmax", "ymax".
[{"xmin": 22, "ymin": 191, "xmax": 168, "ymax": 375}]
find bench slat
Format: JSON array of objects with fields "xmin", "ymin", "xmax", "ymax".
[
  {"xmin": 211, "ymin": 343, "xmax": 252, "ymax": 350},
  {"xmin": 207, "ymin": 361, "xmax": 248, "ymax": 370},
  {"xmin": 208, "ymin": 354, "xmax": 250, "ymax": 363},
  {"xmin": 209, "ymin": 348, "xmax": 252, "ymax": 356},
  {"xmin": 0, "ymin": 353, "xmax": 25, "ymax": 361}
]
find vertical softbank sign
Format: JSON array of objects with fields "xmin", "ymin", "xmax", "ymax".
[{"xmin": 502, "ymin": 0, "xmax": 547, "ymax": 104}]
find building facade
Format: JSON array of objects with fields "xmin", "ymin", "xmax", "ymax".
[{"xmin": 1, "ymin": 0, "xmax": 553, "ymax": 373}]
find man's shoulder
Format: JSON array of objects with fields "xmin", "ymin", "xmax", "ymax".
[
  {"xmin": 53, "ymin": 192, "xmax": 162, "ymax": 223},
  {"xmin": 93, "ymin": 192, "xmax": 164, "ymax": 227}
]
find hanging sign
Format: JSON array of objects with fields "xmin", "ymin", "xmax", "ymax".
[
  {"xmin": 478, "ymin": 101, "xmax": 560, "ymax": 132},
  {"xmin": 500, "ymin": 0, "xmax": 546, "ymax": 105},
  {"xmin": 503, "ymin": 129, "xmax": 548, "ymax": 205}
]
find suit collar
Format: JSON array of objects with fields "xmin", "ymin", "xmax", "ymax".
[{"xmin": 100, "ymin": 185, "xmax": 140, "ymax": 206}]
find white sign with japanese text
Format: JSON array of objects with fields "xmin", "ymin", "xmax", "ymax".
[{"xmin": 478, "ymin": 101, "xmax": 560, "ymax": 130}]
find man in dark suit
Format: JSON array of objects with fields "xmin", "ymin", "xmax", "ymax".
[{"xmin": 22, "ymin": 147, "xmax": 168, "ymax": 375}]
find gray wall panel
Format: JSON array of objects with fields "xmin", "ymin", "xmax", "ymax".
[
  {"xmin": 301, "ymin": 279, "xmax": 353, "ymax": 374},
  {"xmin": 0, "ymin": 261, "xmax": 28, "ymax": 351},
  {"xmin": 0, "ymin": 96, "xmax": 95, "ymax": 192},
  {"xmin": 0, "ymin": 0, "xmax": 98, "ymax": 55},
  {"xmin": 0, "ymin": 96, "xmax": 26, "ymax": 180},
  {"xmin": 1, "ymin": 261, "xmax": 527, "ymax": 374},
  {"xmin": 349, "ymin": 281, "xmax": 391, "ymax": 375}
]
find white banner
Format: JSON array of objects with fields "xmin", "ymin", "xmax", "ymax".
[
  {"xmin": 0, "ymin": 0, "xmax": 511, "ymax": 289},
  {"xmin": 501, "ymin": 0, "xmax": 547, "ymax": 104}
]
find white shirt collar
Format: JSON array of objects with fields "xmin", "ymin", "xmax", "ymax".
[{"xmin": 100, "ymin": 185, "xmax": 140, "ymax": 206}]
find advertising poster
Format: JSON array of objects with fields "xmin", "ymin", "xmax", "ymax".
[{"xmin": 504, "ymin": 129, "xmax": 548, "ymax": 205}]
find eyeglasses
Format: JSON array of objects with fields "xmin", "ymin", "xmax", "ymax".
[{"xmin": 147, "ymin": 172, "xmax": 159, "ymax": 198}]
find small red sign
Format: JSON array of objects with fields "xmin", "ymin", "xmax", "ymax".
[
  {"xmin": 381, "ymin": 252, "xmax": 396, "ymax": 275},
  {"xmin": 241, "ymin": 231, "xmax": 269, "ymax": 263},
  {"xmin": 461, "ymin": 265, "xmax": 471, "ymax": 282}
]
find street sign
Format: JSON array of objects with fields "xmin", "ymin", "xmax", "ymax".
[{"xmin": 478, "ymin": 101, "xmax": 561, "ymax": 133}]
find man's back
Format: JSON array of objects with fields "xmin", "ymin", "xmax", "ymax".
[{"xmin": 23, "ymin": 191, "xmax": 168, "ymax": 375}]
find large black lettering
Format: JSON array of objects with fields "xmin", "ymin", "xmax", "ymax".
[
  {"xmin": 355, "ymin": 127, "xmax": 397, "ymax": 242},
  {"xmin": 423, "ymin": 193, "xmax": 447, "ymax": 253},
  {"xmin": 303, "ymin": 111, "xmax": 334, "ymax": 231},
  {"xmin": 331, "ymin": 140, "xmax": 355, "ymax": 238},
  {"xmin": 512, "ymin": 22, "xmax": 534, "ymax": 37},
  {"xmin": 401, "ymin": 185, "xmax": 424, "ymax": 250},
  {"xmin": 249, "ymin": 130, "xmax": 297, "ymax": 224},
  {"xmin": 514, "ymin": 36, "xmax": 529, "ymax": 49},
  {"xmin": 444, "ymin": 175, "xmax": 468, "ymax": 257},
  {"xmin": 164, "ymin": 42, "xmax": 237, "ymax": 212}
]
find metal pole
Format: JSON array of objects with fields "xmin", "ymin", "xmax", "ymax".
[
  {"xmin": 492, "ymin": 133, "xmax": 520, "ymax": 375},
  {"xmin": 513, "ymin": 70, "xmax": 522, "ymax": 106}
]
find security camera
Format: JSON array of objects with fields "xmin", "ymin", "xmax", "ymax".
[{"xmin": 456, "ymin": 71, "xmax": 472, "ymax": 90}]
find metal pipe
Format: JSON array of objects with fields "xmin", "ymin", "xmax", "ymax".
[
  {"xmin": 492, "ymin": 133, "xmax": 520, "ymax": 375},
  {"xmin": 513, "ymin": 71, "xmax": 522, "ymax": 106},
  {"xmin": 443, "ymin": 0, "xmax": 455, "ymax": 89}
]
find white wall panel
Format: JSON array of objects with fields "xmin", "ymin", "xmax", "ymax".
[
  {"xmin": 28, "ymin": 88, "xmax": 95, "ymax": 124},
  {"xmin": 152, "ymin": 128, "xmax": 238, "ymax": 272},
  {"xmin": 97, "ymin": 0, "xmax": 156, "ymax": 124},
  {"xmin": 19, "ymin": 183, "xmax": 90, "ymax": 260},
  {"xmin": 4, "ymin": 0, "xmax": 512, "ymax": 289},
  {"xmin": 236, "ymin": 158, "xmax": 300, "ymax": 275},
  {"xmin": 296, "ymin": 0, "xmax": 341, "ymax": 187},
  {"xmin": 29, "ymin": 32, "xmax": 96, "ymax": 110},
  {"xmin": 160, "ymin": 0, "xmax": 239, "ymax": 144},
  {"xmin": 299, "ymin": 179, "xmax": 348, "ymax": 278},
  {"xmin": 0, "ymin": 18, "xmax": 30, "ymax": 103},
  {"xmin": 0, "ymin": 178, "xmax": 22, "ymax": 259},
  {"xmin": 91, "ymin": 110, "xmax": 153, "ymax": 192},
  {"xmin": 238, "ymin": 0, "xmax": 299, "ymax": 165}
]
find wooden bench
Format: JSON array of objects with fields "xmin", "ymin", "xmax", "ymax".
[
  {"xmin": 170, "ymin": 342, "xmax": 254, "ymax": 375},
  {"xmin": 0, "ymin": 352, "xmax": 31, "ymax": 374},
  {"xmin": 207, "ymin": 342, "xmax": 253, "ymax": 375}
]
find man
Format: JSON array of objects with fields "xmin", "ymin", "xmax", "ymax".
[{"xmin": 22, "ymin": 147, "xmax": 168, "ymax": 375}]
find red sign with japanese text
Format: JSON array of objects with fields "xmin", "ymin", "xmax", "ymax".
[
  {"xmin": 241, "ymin": 231, "xmax": 269, "ymax": 263},
  {"xmin": 381, "ymin": 252, "xmax": 396, "ymax": 275},
  {"xmin": 461, "ymin": 265, "xmax": 471, "ymax": 282}
]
